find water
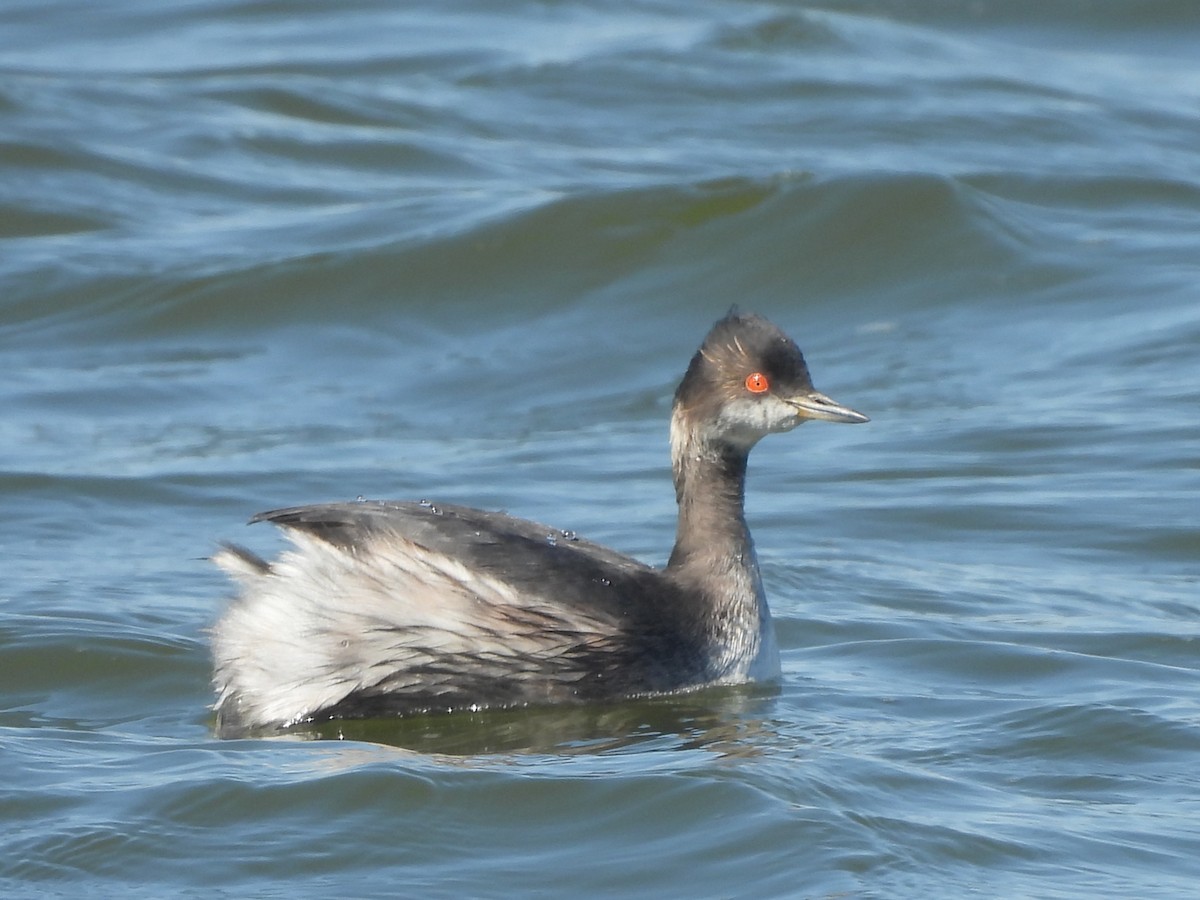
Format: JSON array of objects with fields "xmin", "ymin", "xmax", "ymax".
[{"xmin": 3, "ymin": 1, "xmax": 1199, "ymax": 896}]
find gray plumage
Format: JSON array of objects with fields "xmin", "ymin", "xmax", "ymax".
[{"xmin": 211, "ymin": 312, "xmax": 867, "ymax": 736}]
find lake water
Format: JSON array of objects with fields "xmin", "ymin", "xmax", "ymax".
[{"xmin": 3, "ymin": 1, "xmax": 1199, "ymax": 897}]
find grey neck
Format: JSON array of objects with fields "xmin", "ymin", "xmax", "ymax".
[
  {"xmin": 665, "ymin": 409, "xmax": 761, "ymax": 595},
  {"xmin": 667, "ymin": 441, "xmax": 752, "ymax": 573},
  {"xmin": 665, "ymin": 410, "xmax": 774, "ymax": 679}
]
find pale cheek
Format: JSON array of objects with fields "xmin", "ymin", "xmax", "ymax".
[
  {"xmin": 715, "ymin": 398, "xmax": 798, "ymax": 441},
  {"xmin": 772, "ymin": 398, "xmax": 807, "ymax": 432}
]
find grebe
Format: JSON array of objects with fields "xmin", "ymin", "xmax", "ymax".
[{"xmin": 211, "ymin": 312, "xmax": 867, "ymax": 735}]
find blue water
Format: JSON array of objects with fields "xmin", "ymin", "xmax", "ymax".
[{"xmin": 3, "ymin": 2, "xmax": 1199, "ymax": 897}]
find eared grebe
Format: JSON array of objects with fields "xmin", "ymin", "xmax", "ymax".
[{"xmin": 211, "ymin": 312, "xmax": 867, "ymax": 735}]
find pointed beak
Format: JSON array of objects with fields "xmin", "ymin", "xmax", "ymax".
[{"xmin": 785, "ymin": 390, "xmax": 870, "ymax": 424}]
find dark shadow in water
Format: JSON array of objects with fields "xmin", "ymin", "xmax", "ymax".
[{"xmin": 251, "ymin": 684, "xmax": 782, "ymax": 757}]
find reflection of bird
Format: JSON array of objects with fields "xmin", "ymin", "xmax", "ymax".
[{"xmin": 211, "ymin": 312, "xmax": 868, "ymax": 735}]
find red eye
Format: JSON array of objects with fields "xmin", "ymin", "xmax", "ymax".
[{"xmin": 745, "ymin": 372, "xmax": 769, "ymax": 393}]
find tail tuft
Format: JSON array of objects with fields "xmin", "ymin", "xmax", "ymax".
[{"xmin": 212, "ymin": 543, "xmax": 273, "ymax": 583}]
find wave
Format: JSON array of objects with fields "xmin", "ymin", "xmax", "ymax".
[{"xmin": 7, "ymin": 167, "xmax": 1163, "ymax": 345}]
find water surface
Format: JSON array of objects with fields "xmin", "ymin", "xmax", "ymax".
[{"xmin": 2, "ymin": 2, "xmax": 1199, "ymax": 897}]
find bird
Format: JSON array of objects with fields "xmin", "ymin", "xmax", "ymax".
[{"xmin": 210, "ymin": 312, "xmax": 868, "ymax": 736}]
